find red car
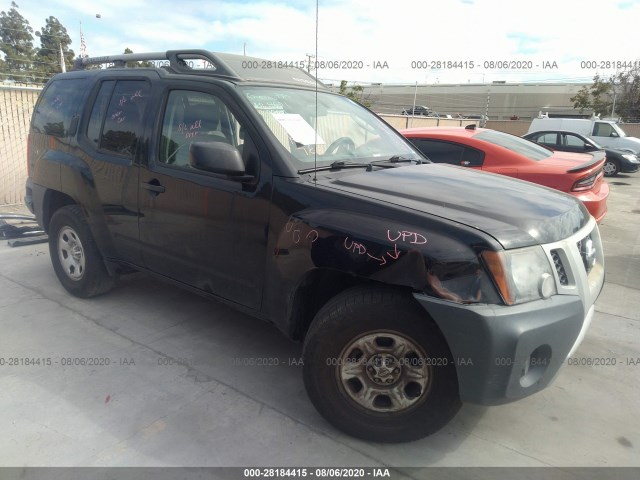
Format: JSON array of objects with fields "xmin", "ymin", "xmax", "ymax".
[{"xmin": 401, "ymin": 126, "xmax": 609, "ymax": 222}]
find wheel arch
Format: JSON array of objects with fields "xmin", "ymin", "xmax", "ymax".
[
  {"xmin": 288, "ymin": 269, "xmax": 430, "ymax": 342},
  {"xmin": 42, "ymin": 189, "xmax": 77, "ymax": 233}
]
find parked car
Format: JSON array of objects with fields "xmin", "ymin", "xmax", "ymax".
[
  {"xmin": 463, "ymin": 114, "xmax": 487, "ymax": 127},
  {"xmin": 26, "ymin": 50, "xmax": 604, "ymax": 442},
  {"xmin": 401, "ymin": 105, "xmax": 431, "ymax": 116},
  {"xmin": 401, "ymin": 126, "xmax": 609, "ymax": 222},
  {"xmin": 528, "ymin": 116, "xmax": 640, "ymax": 154},
  {"xmin": 523, "ymin": 130, "xmax": 640, "ymax": 177}
]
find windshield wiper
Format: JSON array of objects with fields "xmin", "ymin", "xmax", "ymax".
[
  {"xmin": 298, "ymin": 161, "xmax": 370, "ymax": 174},
  {"xmin": 297, "ymin": 157, "xmax": 425, "ymax": 175},
  {"xmin": 367, "ymin": 156, "xmax": 425, "ymax": 169}
]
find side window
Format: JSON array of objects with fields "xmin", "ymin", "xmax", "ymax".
[
  {"xmin": 537, "ymin": 133, "xmax": 558, "ymax": 146},
  {"xmin": 100, "ymin": 81, "xmax": 150, "ymax": 156},
  {"xmin": 86, "ymin": 81, "xmax": 115, "ymax": 146},
  {"xmin": 461, "ymin": 146, "xmax": 484, "ymax": 166},
  {"xmin": 32, "ymin": 78, "xmax": 88, "ymax": 138},
  {"xmin": 564, "ymin": 134, "xmax": 586, "ymax": 148},
  {"xmin": 159, "ymin": 90, "xmax": 256, "ymax": 175},
  {"xmin": 593, "ymin": 122, "xmax": 614, "ymax": 137},
  {"xmin": 410, "ymin": 139, "xmax": 464, "ymax": 165}
]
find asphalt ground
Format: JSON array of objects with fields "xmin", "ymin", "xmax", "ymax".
[{"xmin": 0, "ymin": 172, "xmax": 638, "ymax": 471}]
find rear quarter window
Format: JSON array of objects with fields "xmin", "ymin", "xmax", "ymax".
[
  {"xmin": 31, "ymin": 78, "xmax": 88, "ymax": 138},
  {"xmin": 474, "ymin": 130, "xmax": 552, "ymax": 161}
]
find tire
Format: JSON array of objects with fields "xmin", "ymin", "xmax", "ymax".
[
  {"xmin": 603, "ymin": 158, "xmax": 619, "ymax": 177},
  {"xmin": 48, "ymin": 205, "xmax": 115, "ymax": 298},
  {"xmin": 302, "ymin": 286, "xmax": 461, "ymax": 442}
]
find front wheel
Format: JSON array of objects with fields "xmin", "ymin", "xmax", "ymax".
[
  {"xmin": 603, "ymin": 158, "xmax": 619, "ymax": 177},
  {"xmin": 49, "ymin": 205, "xmax": 115, "ymax": 298},
  {"xmin": 302, "ymin": 286, "xmax": 461, "ymax": 442}
]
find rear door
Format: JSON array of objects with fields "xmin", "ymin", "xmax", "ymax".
[
  {"xmin": 76, "ymin": 76, "xmax": 153, "ymax": 266},
  {"xmin": 137, "ymin": 83, "xmax": 269, "ymax": 310}
]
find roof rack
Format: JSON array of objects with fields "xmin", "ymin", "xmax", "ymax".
[
  {"xmin": 72, "ymin": 49, "xmax": 241, "ymax": 80},
  {"xmin": 72, "ymin": 49, "xmax": 326, "ymax": 89}
]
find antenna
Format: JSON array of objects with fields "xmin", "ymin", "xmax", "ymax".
[{"xmin": 313, "ymin": 0, "xmax": 319, "ymax": 184}]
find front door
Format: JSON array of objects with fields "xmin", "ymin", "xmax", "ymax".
[{"xmin": 138, "ymin": 87, "xmax": 268, "ymax": 310}]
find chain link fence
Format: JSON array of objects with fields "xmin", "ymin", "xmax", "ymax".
[{"xmin": 0, "ymin": 84, "xmax": 41, "ymax": 206}]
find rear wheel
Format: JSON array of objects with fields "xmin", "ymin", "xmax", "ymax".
[
  {"xmin": 603, "ymin": 158, "xmax": 619, "ymax": 176},
  {"xmin": 49, "ymin": 205, "xmax": 115, "ymax": 298},
  {"xmin": 303, "ymin": 286, "xmax": 461, "ymax": 442}
]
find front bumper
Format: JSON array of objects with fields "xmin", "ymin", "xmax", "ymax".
[
  {"xmin": 413, "ymin": 293, "xmax": 591, "ymax": 405},
  {"xmin": 413, "ymin": 218, "xmax": 604, "ymax": 405}
]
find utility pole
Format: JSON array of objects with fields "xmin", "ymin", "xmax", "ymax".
[
  {"xmin": 410, "ymin": 81, "xmax": 418, "ymax": 128},
  {"xmin": 305, "ymin": 53, "xmax": 316, "ymax": 72},
  {"xmin": 611, "ymin": 90, "xmax": 617, "ymax": 120},
  {"xmin": 485, "ymin": 89, "xmax": 490, "ymax": 122}
]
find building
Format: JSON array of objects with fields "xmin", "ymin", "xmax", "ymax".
[{"xmin": 339, "ymin": 82, "xmax": 594, "ymax": 120}]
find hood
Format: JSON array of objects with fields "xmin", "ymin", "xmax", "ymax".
[
  {"xmin": 615, "ymin": 136, "xmax": 640, "ymax": 152},
  {"xmin": 315, "ymin": 164, "xmax": 590, "ymax": 249}
]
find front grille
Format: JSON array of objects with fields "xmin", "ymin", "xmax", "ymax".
[{"xmin": 551, "ymin": 250, "xmax": 568, "ymax": 285}]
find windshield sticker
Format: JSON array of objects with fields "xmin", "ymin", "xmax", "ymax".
[
  {"xmin": 245, "ymin": 93, "xmax": 284, "ymax": 112},
  {"xmin": 272, "ymin": 113, "xmax": 325, "ymax": 146}
]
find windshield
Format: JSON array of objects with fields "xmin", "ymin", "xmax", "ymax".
[
  {"xmin": 475, "ymin": 130, "xmax": 553, "ymax": 161},
  {"xmin": 612, "ymin": 123, "xmax": 627, "ymax": 137},
  {"xmin": 239, "ymin": 86, "xmax": 422, "ymax": 169}
]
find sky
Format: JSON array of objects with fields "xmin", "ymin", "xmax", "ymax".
[{"xmin": 10, "ymin": 0, "xmax": 640, "ymax": 86}]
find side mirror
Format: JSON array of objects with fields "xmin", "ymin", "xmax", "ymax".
[
  {"xmin": 610, "ymin": 131, "xmax": 619, "ymax": 138},
  {"xmin": 189, "ymin": 142, "xmax": 253, "ymax": 181}
]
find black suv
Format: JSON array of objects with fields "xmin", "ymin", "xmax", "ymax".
[{"xmin": 26, "ymin": 50, "xmax": 604, "ymax": 442}]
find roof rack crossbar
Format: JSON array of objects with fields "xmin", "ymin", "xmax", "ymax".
[{"xmin": 72, "ymin": 49, "xmax": 241, "ymax": 79}]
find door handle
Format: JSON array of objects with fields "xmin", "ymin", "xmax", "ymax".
[{"xmin": 141, "ymin": 180, "xmax": 166, "ymax": 194}]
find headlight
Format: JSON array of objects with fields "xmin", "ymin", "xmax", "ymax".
[
  {"xmin": 622, "ymin": 154, "xmax": 639, "ymax": 163},
  {"xmin": 481, "ymin": 246, "xmax": 557, "ymax": 305}
]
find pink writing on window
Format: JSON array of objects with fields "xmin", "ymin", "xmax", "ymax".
[
  {"xmin": 111, "ymin": 110, "xmax": 125, "ymax": 123},
  {"xmin": 178, "ymin": 119, "xmax": 203, "ymax": 138}
]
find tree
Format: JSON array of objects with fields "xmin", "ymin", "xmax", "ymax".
[
  {"xmin": 613, "ymin": 66, "xmax": 640, "ymax": 122},
  {"xmin": 123, "ymin": 47, "xmax": 154, "ymax": 68},
  {"xmin": 35, "ymin": 16, "xmax": 74, "ymax": 81},
  {"xmin": 0, "ymin": 2, "xmax": 36, "ymax": 82},
  {"xmin": 571, "ymin": 68, "xmax": 640, "ymax": 122},
  {"xmin": 570, "ymin": 74, "xmax": 614, "ymax": 117},
  {"xmin": 339, "ymin": 80, "xmax": 371, "ymax": 108}
]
